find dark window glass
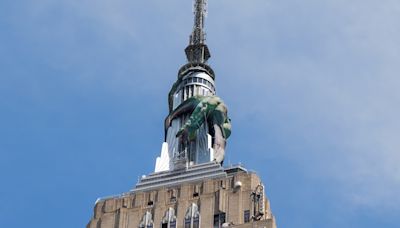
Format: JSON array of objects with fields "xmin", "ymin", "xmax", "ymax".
[
  {"xmin": 193, "ymin": 217, "xmax": 199, "ymax": 228},
  {"xmin": 170, "ymin": 221, "xmax": 176, "ymax": 228},
  {"xmin": 193, "ymin": 78, "xmax": 198, "ymax": 82},
  {"xmin": 213, "ymin": 214, "xmax": 219, "ymax": 228},
  {"xmin": 161, "ymin": 223, "xmax": 168, "ymax": 228},
  {"xmin": 184, "ymin": 218, "xmax": 191, "ymax": 228},
  {"xmin": 220, "ymin": 213, "xmax": 226, "ymax": 224},
  {"xmin": 244, "ymin": 210, "xmax": 250, "ymax": 223},
  {"xmin": 147, "ymin": 225, "xmax": 153, "ymax": 228},
  {"xmin": 214, "ymin": 213, "xmax": 226, "ymax": 228}
]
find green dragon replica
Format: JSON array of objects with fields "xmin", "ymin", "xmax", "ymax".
[{"xmin": 165, "ymin": 81, "xmax": 231, "ymax": 164}]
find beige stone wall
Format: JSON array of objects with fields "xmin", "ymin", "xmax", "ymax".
[{"xmin": 87, "ymin": 171, "xmax": 276, "ymax": 228}]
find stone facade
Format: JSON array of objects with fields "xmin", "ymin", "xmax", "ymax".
[{"xmin": 87, "ymin": 167, "xmax": 276, "ymax": 228}]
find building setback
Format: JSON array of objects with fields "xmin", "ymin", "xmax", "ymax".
[{"xmin": 87, "ymin": 1, "xmax": 277, "ymax": 227}]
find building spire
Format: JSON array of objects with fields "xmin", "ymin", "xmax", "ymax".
[{"xmin": 185, "ymin": 0, "xmax": 211, "ymax": 63}]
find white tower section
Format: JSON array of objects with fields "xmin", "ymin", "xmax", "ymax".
[
  {"xmin": 155, "ymin": 0, "xmax": 217, "ymax": 172},
  {"xmin": 155, "ymin": 70, "xmax": 216, "ymax": 172}
]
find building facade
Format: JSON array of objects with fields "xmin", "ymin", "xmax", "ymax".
[
  {"xmin": 87, "ymin": 1, "xmax": 276, "ymax": 227},
  {"xmin": 87, "ymin": 163, "xmax": 276, "ymax": 228}
]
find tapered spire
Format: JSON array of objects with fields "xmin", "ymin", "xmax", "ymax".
[{"xmin": 185, "ymin": 0, "xmax": 211, "ymax": 63}]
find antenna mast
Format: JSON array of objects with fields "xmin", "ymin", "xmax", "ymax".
[{"xmin": 185, "ymin": 0, "xmax": 211, "ymax": 64}]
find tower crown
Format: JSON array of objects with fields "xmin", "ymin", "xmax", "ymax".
[
  {"xmin": 88, "ymin": 2, "xmax": 276, "ymax": 228},
  {"xmin": 185, "ymin": 0, "xmax": 211, "ymax": 63},
  {"xmin": 156, "ymin": 0, "xmax": 230, "ymax": 172}
]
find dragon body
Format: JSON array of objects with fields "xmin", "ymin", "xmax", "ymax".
[{"xmin": 165, "ymin": 95, "xmax": 231, "ymax": 164}]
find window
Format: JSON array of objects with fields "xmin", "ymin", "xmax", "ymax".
[
  {"xmin": 139, "ymin": 211, "xmax": 153, "ymax": 228},
  {"xmin": 213, "ymin": 214, "xmax": 219, "ymax": 228},
  {"xmin": 185, "ymin": 86, "xmax": 189, "ymax": 100},
  {"xmin": 213, "ymin": 212, "xmax": 226, "ymax": 228},
  {"xmin": 168, "ymin": 189, "xmax": 177, "ymax": 203},
  {"xmin": 184, "ymin": 203, "xmax": 200, "ymax": 228},
  {"xmin": 193, "ymin": 185, "xmax": 201, "ymax": 198},
  {"xmin": 190, "ymin": 85, "xmax": 194, "ymax": 97},
  {"xmin": 193, "ymin": 216, "xmax": 199, "ymax": 228},
  {"xmin": 219, "ymin": 180, "xmax": 225, "ymax": 189},
  {"xmin": 162, "ymin": 207, "xmax": 176, "ymax": 228},
  {"xmin": 244, "ymin": 210, "xmax": 250, "ymax": 223},
  {"xmin": 146, "ymin": 191, "xmax": 157, "ymax": 207},
  {"xmin": 184, "ymin": 218, "xmax": 191, "ymax": 228}
]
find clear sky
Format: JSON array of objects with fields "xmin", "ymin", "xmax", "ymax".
[{"xmin": 1, "ymin": 0, "xmax": 399, "ymax": 227}]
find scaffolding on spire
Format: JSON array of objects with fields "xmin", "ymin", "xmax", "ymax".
[{"xmin": 185, "ymin": 0, "xmax": 211, "ymax": 63}]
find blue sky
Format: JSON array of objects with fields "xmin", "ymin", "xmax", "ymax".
[{"xmin": 1, "ymin": 0, "xmax": 399, "ymax": 227}]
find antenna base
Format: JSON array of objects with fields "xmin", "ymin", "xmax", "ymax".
[{"xmin": 185, "ymin": 44, "xmax": 211, "ymax": 63}]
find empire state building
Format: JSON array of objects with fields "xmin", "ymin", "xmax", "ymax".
[{"xmin": 87, "ymin": 1, "xmax": 277, "ymax": 227}]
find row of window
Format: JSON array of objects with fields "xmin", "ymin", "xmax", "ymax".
[
  {"xmin": 140, "ymin": 209, "xmax": 252, "ymax": 228},
  {"xmin": 142, "ymin": 186, "xmax": 202, "ymax": 209},
  {"xmin": 172, "ymin": 78, "xmax": 215, "ymax": 109},
  {"xmin": 182, "ymin": 77, "xmax": 215, "ymax": 91},
  {"xmin": 182, "ymin": 84, "xmax": 213, "ymax": 101},
  {"xmin": 140, "ymin": 204, "xmax": 199, "ymax": 228},
  {"xmin": 138, "ymin": 180, "xmax": 250, "ymax": 208}
]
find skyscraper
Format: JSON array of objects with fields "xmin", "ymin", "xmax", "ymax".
[{"xmin": 87, "ymin": 1, "xmax": 277, "ymax": 227}]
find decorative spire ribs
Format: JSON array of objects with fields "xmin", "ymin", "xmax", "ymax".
[{"xmin": 185, "ymin": 0, "xmax": 211, "ymax": 63}]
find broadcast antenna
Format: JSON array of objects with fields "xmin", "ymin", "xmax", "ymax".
[{"xmin": 185, "ymin": 0, "xmax": 211, "ymax": 63}]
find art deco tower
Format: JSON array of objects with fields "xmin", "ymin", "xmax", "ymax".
[
  {"xmin": 155, "ymin": 0, "xmax": 230, "ymax": 172},
  {"xmin": 87, "ymin": 1, "xmax": 277, "ymax": 227}
]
